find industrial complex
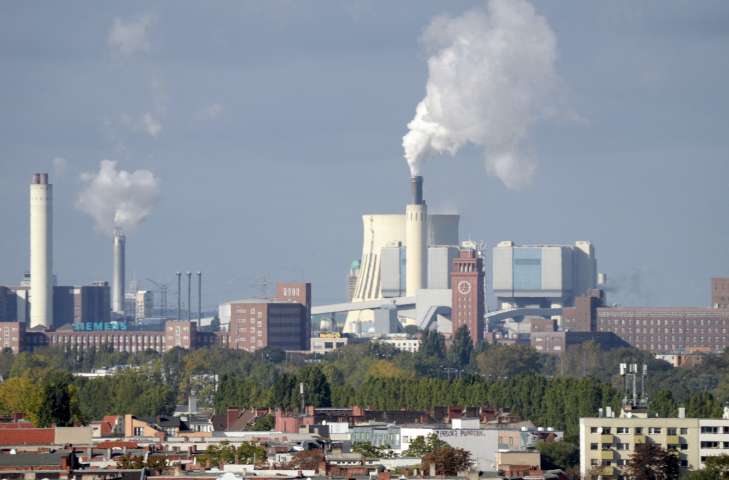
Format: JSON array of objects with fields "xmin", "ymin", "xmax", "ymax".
[{"xmin": 0, "ymin": 172, "xmax": 726, "ymax": 357}]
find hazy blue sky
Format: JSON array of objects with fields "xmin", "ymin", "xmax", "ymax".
[{"xmin": 1, "ymin": 1, "xmax": 727, "ymax": 312}]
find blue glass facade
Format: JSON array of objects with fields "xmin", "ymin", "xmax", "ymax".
[{"xmin": 513, "ymin": 248, "xmax": 542, "ymax": 290}]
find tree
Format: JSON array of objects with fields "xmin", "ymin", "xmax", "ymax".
[
  {"xmin": 649, "ymin": 389, "xmax": 679, "ymax": 418},
  {"xmin": 421, "ymin": 447, "xmax": 471, "ymax": 475},
  {"xmin": 418, "ymin": 330, "xmax": 447, "ymax": 360},
  {"xmin": 366, "ymin": 360, "xmax": 412, "ymax": 379},
  {"xmin": 534, "ymin": 441, "xmax": 579, "ymax": 471},
  {"xmin": 245, "ymin": 415, "xmax": 274, "ymax": 431},
  {"xmin": 351, "ymin": 441, "xmax": 397, "ymax": 459},
  {"xmin": 624, "ymin": 441, "xmax": 678, "ymax": 480},
  {"xmin": 476, "ymin": 344, "xmax": 540, "ymax": 380},
  {"xmin": 117, "ymin": 454, "xmax": 168, "ymax": 470},
  {"xmin": 0, "ymin": 377, "xmax": 39, "ymax": 415},
  {"xmin": 685, "ymin": 453, "xmax": 729, "ymax": 479},
  {"xmin": 403, "ymin": 325, "xmax": 419, "ymax": 336},
  {"xmin": 210, "ymin": 316, "xmax": 220, "ymax": 332},
  {"xmin": 196, "ymin": 440, "xmax": 266, "ymax": 465},
  {"xmin": 0, "ymin": 347, "xmax": 15, "ymax": 379},
  {"xmin": 685, "ymin": 391, "xmax": 723, "ymax": 418},
  {"xmin": 298, "ymin": 365, "xmax": 331, "ymax": 407},
  {"xmin": 448, "ymin": 325, "xmax": 474, "ymax": 369},
  {"xmin": 402, "ymin": 433, "xmax": 448, "ymax": 458},
  {"xmin": 287, "ymin": 449, "xmax": 324, "ymax": 470},
  {"xmin": 33, "ymin": 382, "xmax": 73, "ymax": 428}
]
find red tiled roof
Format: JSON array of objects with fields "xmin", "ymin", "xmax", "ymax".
[
  {"xmin": 103, "ymin": 415, "xmax": 119, "ymax": 424},
  {"xmin": 0, "ymin": 429, "xmax": 55, "ymax": 445},
  {"xmin": 90, "ymin": 421, "xmax": 113, "ymax": 436}
]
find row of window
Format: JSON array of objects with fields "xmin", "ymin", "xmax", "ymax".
[
  {"xmin": 590, "ymin": 427, "xmax": 686, "ymax": 434},
  {"xmin": 599, "ymin": 311, "xmax": 729, "ymax": 318},
  {"xmin": 601, "ymin": 318, "xmax": 727, "ymax": 326}
]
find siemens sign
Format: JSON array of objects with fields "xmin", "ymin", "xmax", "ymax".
[{"xmin": 73, "ymin": 322, "xmax": 127, "ymax": 331}]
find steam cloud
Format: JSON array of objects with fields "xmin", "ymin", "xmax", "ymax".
[
  {"xmin": 76, "ymin": 160, "xmax": 160, "ymax": 236},
  {"xmin": 403, "ymin": 0, "xmax": 561, "ymax": 190}
]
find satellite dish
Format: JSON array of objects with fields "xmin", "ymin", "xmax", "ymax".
[
  {"xmin": 597, "ymin": 427, "xmax": 603, "ymax": 434},
  {"xmin": 627, "ymin": 412, "xmax": 632, "ymax": 418}
]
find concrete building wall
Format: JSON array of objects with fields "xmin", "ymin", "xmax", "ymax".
[
  {"xmin": 428, "ymin": 246, "xmax": 459, "ymax": 290},
  {"xmin": 54, "ymin": 427, "xmax": 93, "ymax": 445},
  {"xmin": 580, "ymin": 416, "xmax": 699, "ymax": 478},
  {"xmin": 381, "ymin": 246, "xmax": 406, "ymax": 298}
]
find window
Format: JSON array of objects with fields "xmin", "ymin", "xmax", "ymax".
[
  {"xmin": 680, "ymin": 460, "xmax": 688, "ymax": 467},
  {"xmin": 602, "ymin": 443, "xmax": 612, "ymax": 450},
  {"xmin": 649, "ymin": 427, "xmax": 662, "ymax": 434},
  {"xmin": 667, "ymin": 428, "xmax": 677, "ymax": 435},
  {"xmin": 635, "ymin": 427, "xmax": 643, "ymax": 434},
  {"xmin": 616, "ymin": 443, "xmax": 630, "ymax": 450},
  {"xmin": 591, "ymin": 427, "xmax": 599, "ymax": 434},
  {"xmin": 617, "ymin": 427, "xmax": 630, "ymax": 434},
  {"xmin": 590, "ymin": 443, "xmax": 598, "ymax": 450},
  {"xmin": 701, "ymin": 426, "xmax": 719, "ymax": 434},
  {"xmin": 701, "ymin": 442, "xmax": 719, "ymax": 449},
  {"xmin": 680, "ymin": 444, "xmax": 689, "ymax": 451},
  {"xmin": 591, "ymin": 459, "xmax": 599, "ymax": 466},
  {"xmin": 134, "ymin": 427, "xmax": 144, "ymax": 436},
  {"xmin": 602, "ymin": 428, "xmax": 612, "ymax": 434}
]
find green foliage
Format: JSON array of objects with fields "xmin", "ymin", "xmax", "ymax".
[
  {"xmin": 298, "ymin": 365, "xmax": 331, "ymax": 407},
  {"xmin": 685, "ymin": 453, "xmax": 729, "ymax": 479},
  {"xmin": 403, "ymin": 325, "xmax": 420, "ymax": 335},
  {"xmin": 685, "ymin": 391, "xmax": 723, "ymax": 418},
  {"xmin": 351, "ymin": 441, "xmax": 398, "ymax": 459},
  {"xmin": 448, "ymin": 325, "xmax": 474, "ymax": 370},
  {"xmin": 196, "ymin": 440, "xmax": 267, "ymax": 465},
  {"xmin": 402, "ymin": 433, "xmax": 448, "ymax": 458},
  {"xmin": 245, "ymin": 415, "xmax": 274, "ymax": 431},
  {"xmin": 649, "ymin": 389, "xmax": 678, "ymax": 418},
  {"xmin": 35, "ymin": 382, "xmax": 73, "ymax": 428},
  {"xmin": 534, "ymin": 441, "xmax": 579, "ymax": 470},
  {"xmin": 117, "ymin": 454, "xmax": 168, "ymax": 470},
  {"xmin": 418, "ymin": 329, "xmax": 447, "ymax": 360},
  {"xmin": 0, "ymin": 347, "xmax": 15, "ymax": 378}
]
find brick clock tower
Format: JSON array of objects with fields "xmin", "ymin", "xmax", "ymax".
[{"xmin": 451, "ymin": 249, "xmax": 485, "ymax": 345}]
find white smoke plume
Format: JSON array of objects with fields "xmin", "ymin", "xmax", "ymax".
[
  {"xmin": 108, "ymin": 14, "xmax": 155, "ymax": 58},
  {"xmin": 403, "ymin": 0, "xmax": 561, "ymax": 190},
  {"xmin": 76, "ymin": 160, "xmax": 160, "ymax": 236}
]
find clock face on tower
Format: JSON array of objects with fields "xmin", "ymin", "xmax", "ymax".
[{"xmin": 458, "ymin": 280, "xmax": 472, "ymax": 295}]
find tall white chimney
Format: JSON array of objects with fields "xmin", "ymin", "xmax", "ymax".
[
  {"xmin": 112, "ymin": 228, "xmax": 125, "ymax": 315},
  {"xmin": 406, "ymin": 176, "xmax": 427, "ymax": 296},
  {"xmin": 30, "ymin": 173, "xmax": 53, "ymax": 328}
]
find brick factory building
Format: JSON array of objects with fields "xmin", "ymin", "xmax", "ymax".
[
  {"xmin": 2, "ymin": 282, "xmax": 311, "ymax": 355},
  {"xmin": 712, "ymin": 277, "xmax": 729, "ymax": 309}
]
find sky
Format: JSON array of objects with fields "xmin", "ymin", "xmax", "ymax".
[{"xmin": 1, "ymin": 1, "xmax": 728, "ymax": 312}]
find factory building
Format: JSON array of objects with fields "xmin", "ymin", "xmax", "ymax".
[
  {"xmin": 52, "ymin": 282, "xmax": 111, "ymax": 328},
  {"xmin": 218, "ymin": 282, "xmax": 311, "ymax": 352},
  {"xmin": 712, "ymin": 278, "xmax": 729, "ymax": 309},
  {"xmin": 135, "ymin": 290, "xmax": 155, "ymax": 320},
  {"xmin": 380, "ymin": 245, "xmax": 460, "ymax": 298},
  {"xmin": 493, "ymin": 241, "xmax": 598, "ymax": 324},
  {"xmin": 350, "ymin": 214, "xmax": 459, "ymax": 303}
]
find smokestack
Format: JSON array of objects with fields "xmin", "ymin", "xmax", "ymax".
[
  {"xmin": 30, "ymin": 173, "xmax": 53, "ymax": 328},
  {"xmin": 177, "ymin": 271, "xmax": 181, "ymax": 321},
  {"xmin": 187, "ymin": 271, "xmax": 191, "ymax": 321},
  {"xmin": 406, "ymin": 176, "xmax": 427, "ymax": 296},
  {"xmin": 197, "ymin": 272, "xmax": 202, "ymax": 321},
  {"xmin": 112, "ymin": 228, "xmax": 126, "ymax": 315}
]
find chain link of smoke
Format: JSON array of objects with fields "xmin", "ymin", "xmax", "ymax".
[
  {"xmin": 402, "ymin": 0, "xmax": 561, "ymax": 191},
  {"xmin": 75, "ymin": 160, "xmax": 160, "ymax": 236}
]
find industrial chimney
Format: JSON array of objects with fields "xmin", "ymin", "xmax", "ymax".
[
  {"xmin": 406, "ymin": 176, "xmax": 427, "ymax": 296},
  {"xmin": 112, "ymin": 228, "xmax": 126, "ymax": 315},
  {"xmin": 30, "ymin": 173, "xmax": 53, "ymax": 328}
]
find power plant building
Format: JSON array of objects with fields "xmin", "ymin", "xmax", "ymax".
[
  {"xmin": 52, "ymin": 283, "xmax": 110, "ymax": 328},
  {"xmin": 493, "ymin": 241, "xmax": 597, "ymax": 323}
]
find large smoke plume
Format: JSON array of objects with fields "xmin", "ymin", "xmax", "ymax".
[
  {"xmin": 76, "ymin": 160, "xmax": 160, "ymax": 236},
  {"xmin": 403, "ymin": 0, "xmax": 561, "ymax": 190}
]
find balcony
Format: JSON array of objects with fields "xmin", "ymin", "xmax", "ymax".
[
  {"xmin": 599, "ymin": 466, "xmax": 614, "ymax": 476},
  {"xmin": 600, "ymin": 450, "xmax": 614, "ymax": 460},
  {"xmin": 666, "ymin": 435, "xmax": 679, "ymax": 445},
  {"xmin": 634, "ymin": 434, "xmax": 646, "ymax": 444},
  {"xmin": 600, "ymin": 434, "xmax": 613, "ymax": 443}
]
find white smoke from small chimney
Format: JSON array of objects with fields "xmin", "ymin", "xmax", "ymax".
[
  {"xmin": 76, "ymin": 160, "xmax": 160, "ymax": 236},
  {"xmin": 402, "ymin": 0, "xmax": 562, "ymax": 190}
]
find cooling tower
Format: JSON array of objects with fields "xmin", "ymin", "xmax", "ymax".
[
  {"xmin": 30, "ymin": 173, "xmax": 53, "ymax": 328},
  {"xmin": 350, "ymin": 213, "xmax": 459, "ymax": 303},
  {"xmin": 406, "ymin": 176, "xmax": 427, "ymax": 296},
  {"xmin": 112, "ymin": 228, "xmax": 125, "ymax": 315}
]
